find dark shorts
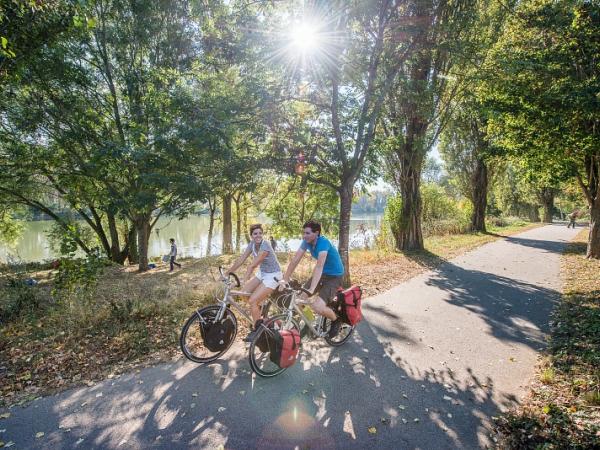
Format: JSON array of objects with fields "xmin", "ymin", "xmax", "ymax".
[{"xmin": 303, "ymin": 275, "xmax": 343, "ymax": 304}]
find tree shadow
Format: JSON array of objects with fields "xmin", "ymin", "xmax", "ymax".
[
  {"xmin": 424, "ymin": 261, "xmax": 559, "ymax": 350},
  {"xmin": 7, "ymin": 319, "xmax": 517, "ymax": 450}
]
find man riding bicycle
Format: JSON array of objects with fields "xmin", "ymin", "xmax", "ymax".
[{"xmin": 280, "ymin": 220, "xmax": 343, "ymax": 338}]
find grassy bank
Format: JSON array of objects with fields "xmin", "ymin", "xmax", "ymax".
[
  {"xmin": 0, "ymin": 220, "xmax": 541, "ymax": 407},
  {"xmin": 495, "ymin": 229, "xmax": 600, "ymax": 449}
]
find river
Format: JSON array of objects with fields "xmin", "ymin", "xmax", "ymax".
[{"xmin": 0, "ymin": 213, "xmax": 383, "ymax": 263}]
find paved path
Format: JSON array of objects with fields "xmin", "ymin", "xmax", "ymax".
[{"xmin": 1, "ymin": 224, "xmax": 580, "ymax": 449}]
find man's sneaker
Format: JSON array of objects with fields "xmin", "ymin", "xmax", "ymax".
[
  {"xmin": 245, "ymin": 319, "xmax": 263, "ymax": 342},
  {"xmin": 328, "ymin": 318, "xmax": 342, "ymax": 338}
]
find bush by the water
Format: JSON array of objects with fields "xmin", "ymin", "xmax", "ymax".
[{"xmin": 379, "ymin": 184, "xmax": 471, "ymax": 248}]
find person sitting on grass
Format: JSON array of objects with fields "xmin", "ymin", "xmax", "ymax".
[
  {"xmin": 280, "ymin": 220, "xmax": 344, "ymax": 338},
  {"xmin": 225, "ymin": 224, "xmax": 282, "ymax": 341}
]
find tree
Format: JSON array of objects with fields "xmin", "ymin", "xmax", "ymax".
[
  {"xmin": 439, "ymin": 105, "xmax": 491, "ymax": 232},
  {"xmin": 484, "ymin": 0, "xmax": 600, "ymax": 257},
  {"xmin": 268, "ymin": 0, "xmax": 410, "ymax": 284},
  {"xmin": 262, "ymin": 176, "xmax": 339, "ymax": 239},
  {"xmin": 382, "ymin": 0, "xmax": 480, "ymax": 251},
  {"xmin": 0, "ymin": 1, "xmax": 236, "ymax": 270}
]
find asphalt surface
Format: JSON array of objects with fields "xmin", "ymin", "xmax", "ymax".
[{"xmin": 0, "ymin": 224, "xmax": 580, "ymax": 449}]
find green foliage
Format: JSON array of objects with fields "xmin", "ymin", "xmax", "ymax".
[
  {"xmin": 381, "ymin": 184, "xmax": 472, "ymax": 249},
  {"xmin": 47, "ymin": 221, "xmax": 97, "ymax": 257},
  {"xmin": 263, "ymin": 176, "xmax": 339, "ymax": 239},
  {"xmin": 420, "ymin": 184, "xmax": 471, "ymax": 236},
  {"xmin": 52, "ymin": 250, "xmax": 109, "ymax": 306},
  {"xmin": 0, "ymin": 210, "xmax": 23, "ymax": 245},
  {"xmin": 0, "ymin": 268, "xmax": 43, "ymax": 322}
]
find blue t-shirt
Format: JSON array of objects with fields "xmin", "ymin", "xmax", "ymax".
[{"xmin": 300, "ymin": 236, "xmax": 345, "ymax": 276}]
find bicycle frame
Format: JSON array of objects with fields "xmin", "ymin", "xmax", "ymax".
[
  {"xmin": 210, "ymin": 274, "xmax": 283, "ymax": 324},
  {"xmin": 279, "ymin": 289, "xmax": 328, "ymax": 339}
]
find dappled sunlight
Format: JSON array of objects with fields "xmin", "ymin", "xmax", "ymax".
[{"xmin": 342, "ymin": 410, "xmax": 357, "ymax": 440}]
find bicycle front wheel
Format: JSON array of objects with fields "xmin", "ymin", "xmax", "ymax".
[
  {"xmin": 248, "ymin": 314, "xmax": 300, "ymax": 378},
  {"xmin": 180, "ymin": 305, "xmax": 237, "ymax": 363}
]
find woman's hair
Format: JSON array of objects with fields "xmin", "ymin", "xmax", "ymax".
[
  {"xmin": 302, "ymin": 220, "xmax": 321, "ymax": 235},
  {"xmin": 249, "ymin": 224, "xmax": 263, "ymax": 235}
]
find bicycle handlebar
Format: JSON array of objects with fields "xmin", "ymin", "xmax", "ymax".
[
  {"xmin": 275, "ymin": 277, "xmax": 313, "ymax": 296},
  {"xmin": 219, "ymin": 266, "xmax": 241, "ymax": 288}
]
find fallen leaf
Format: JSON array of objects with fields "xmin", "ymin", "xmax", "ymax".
[
  {"xmin": 4, "ymin": 441, "xmax": 15, "ymax": 448},
  {"xmin": 380, "ymin": 417, "xmax": 388, "ymax": 423},
  {"xmin": 35, "ymin": 432, "xmax": 45, "ymax": 438},
  {"xmin": 76, "ymin": 438, "xmax": 84, "ymax": 445},
  {"xmin": 443, "ymin": 395, "xmax": 452, "ymax": 401},
  {"xmin": 447, "ymin": 413, "xmax": 453, "ymax": 418},
  {"xmin": 367, "ymin": 426, "xmax": 377, "ymax": 434},
  {"xmin": 95, "ymin": 393, "xmax": 103, "ymax": 398},
  {"xmin": 239, "ymin": 390, "xmax": 245, "ymax": 395},
  {"xmin": 0, "ymin": 414, "xmax": 9, "ymax": 420},
  {"xmin": 398, "ymin": 405, "xmax": 406, "ymax": 410},
  {"xmin": 401, "ymin": 418, "xmax": 408, "ymax": 424},
  {"xmin": 192, "ymin": 393, "xmax": 198, "ymax": 397},
  {"xmin": 414, "ymin": 418, "xmax": 420, "ymax": 423},
  {"xmin": 217, "ymin": 407, "xmax": 226, "ymax": 413},
  {"xmin": 301, "ymin": 390, "xmax": 309, "ymax": 394},
  {"xmin": 402, "ymin": 394, "xmax": 408, "ymax": 399}
]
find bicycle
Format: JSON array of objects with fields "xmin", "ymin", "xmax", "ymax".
[
  {"xmin": 248, "ymin": 280, "xmax": 355, "ymax": 377},
  {"xmin": 179, "ymin": 266, "xmax": 282, "ymax": 363}
]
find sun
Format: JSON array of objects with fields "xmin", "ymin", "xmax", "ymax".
[{"xmin": 290, "ymin": 23, "xmax": 319, "ymax": 53}]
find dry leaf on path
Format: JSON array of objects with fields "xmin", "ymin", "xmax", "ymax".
[{"xmin": 367, "ymin": 426, "xmax": 377, "ymax": 434}]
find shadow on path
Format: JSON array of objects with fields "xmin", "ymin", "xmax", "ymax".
[{"xmin": 18, "ymin": 319, "xmax": 508, "ymax": 450}]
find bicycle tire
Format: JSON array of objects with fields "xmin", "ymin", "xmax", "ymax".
[
  {"xmin": 248, "ymin": 314, "xmax": 301, "ymax": 378},
  {"xmin": 180, "ymin": 305, "xmax": 237, "ymax": 363}
]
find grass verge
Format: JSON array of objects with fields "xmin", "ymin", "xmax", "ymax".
[
  {"xmin": 0, "ymin": 220, "xmax": 541, "ymax": 407},
  {"xmin": 494, "ymin": 229, "xmax": 600, "ymax": 449}
]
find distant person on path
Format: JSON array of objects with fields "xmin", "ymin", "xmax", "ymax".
[
  {"xmin": 169, "ymin": 238, "xmax": 182, "ymax": 271},
  {"xmin": 567, "ymin": 210, "xmax": 578, "ymax": 228},
  {"xmin": 270, "ymin": 235, "xmax": 278, "ymax": 251},
  {"xmin": 280, "ymin": 220, "xmax": 344, "ymax": 338},
  {"xmin": 225, "ymin": 224, "xmax": 282, "ymax": 340}
]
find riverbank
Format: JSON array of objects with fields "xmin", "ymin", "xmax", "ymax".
[
  {"xmin": 0, "ymin": 221, "xmax": 541, "ymax": 407},
  {"xmin": 494, "ymin": 229, "xmax": 600, "ymax": 448}
]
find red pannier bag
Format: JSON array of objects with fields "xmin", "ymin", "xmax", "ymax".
[
  {"xmin": 336, "ymin": 286, "xmax": 363, "ymax": 326},
  {"xmin": 269, "ymin": 328, "xmax": 301, "ymax": 368}
]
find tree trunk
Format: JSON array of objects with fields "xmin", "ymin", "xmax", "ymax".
[
  {"xmin": 222, "ymin": 194, "xmax": 233, "ymax": 254},
  {"xmin": 538, "ymin": 187, "xmax": 555, "ymax": 223},
  {"xmin": 588, "ymin": 201, "xmax": 600, "ymax": 259},
  {"xmin": 107, "ymin": 211, "xmax": 125, "ymax": 263},
  {"xmin": 127, "ymin": 226, "xmax": 139, "ymax": 264},
  {"xmin": 207, "ymin": 198, "xmax": 216, "ymax": 257},
  {"xmin": 135, "ymin": 216, "xmax": 151, "ymax": 271},
  {"xmin": 338, "ymin": 183, "xmax": 353, "ymax": 287},
  {"xmin": 528, "ymin": 205, "xmax": 541, "ymax": 223},
  {"xmin": 470, "ymin": 157, "xmax": 488, "ymax": 232},
  {"xmin": 242, "ymin": 201, "xmax": 249, "ymax": 244},
  {"xmin": 234, "ymin": 194, "xmax": 242, "ymax": 252}
]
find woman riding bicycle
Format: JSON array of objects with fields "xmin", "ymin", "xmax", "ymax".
[{"xmin": 225, "ymin": 224, "xmax": 282, "ymax": 340}]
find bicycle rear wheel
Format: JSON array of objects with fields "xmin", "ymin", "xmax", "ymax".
[
  {"xmin": 180, "ymin": 305, "xmax": 237, "ymax": 363},
  {"xmin": 248, "ymin": 314, "xmax": 300, "ymax": 377}
]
